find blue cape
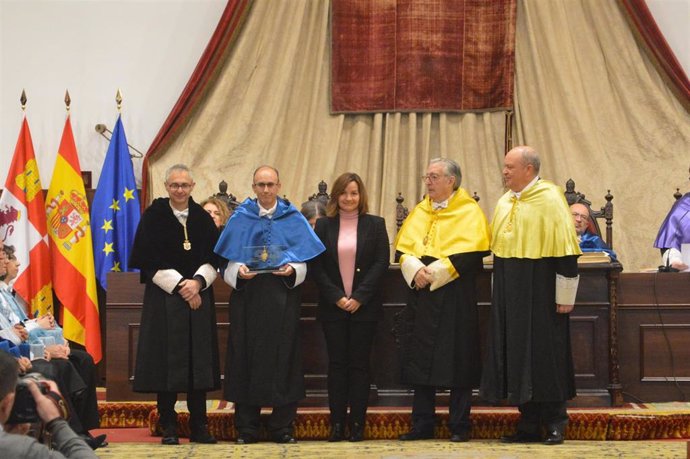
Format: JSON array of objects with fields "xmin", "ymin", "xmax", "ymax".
[
  {"xmin": 580, "ymin": 232, "xmax": 617, "ymax": 261},
  {"xmin": 654, "ymin": 193, "xmax": 690, "ymax": 251},
  {"xmin": 214, "ymin": 198, "xmax": 325, "ymax": 269}
]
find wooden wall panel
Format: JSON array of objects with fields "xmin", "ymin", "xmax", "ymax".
[
  {"xmin": 618, "ymin": 273, "xmax": 690, "ymax": 402},
  {"xmin": 107, "ymin": 265, "xmax": 620, "ymax": 405}
]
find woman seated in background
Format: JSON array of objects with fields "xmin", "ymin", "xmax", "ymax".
[
  {"xmin": 201, "ymin": 197, "xmax": 231, "ymax": 230},
  {"xmin": 300, "ymin": 200, "xmax": 327, "ymax": 228},
  {"xmin": 309, "ymin": 172, "xmax": 390, "ymax": 442}
]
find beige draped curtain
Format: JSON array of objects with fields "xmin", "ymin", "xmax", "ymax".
[{"xmin": 148, "ymin": 0, "xmax": 690, "ymax": 272}]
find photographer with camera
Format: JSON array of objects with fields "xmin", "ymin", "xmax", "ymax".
[{"xmin": 0, "ymin": 352, "xmax": 96, "ymax": 458}]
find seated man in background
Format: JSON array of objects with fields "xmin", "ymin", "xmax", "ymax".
[
  {"xmin": 0, "ymin": 352, "xmax": 97, "ymax": 458},
  {"xmin": 570, "ymin": 202, "xmax": 617, "ymax": 261},
  {"xmin": 300, "ymin": 200, "xmax": 327, "ymax": 228},
  {"xmin": 654, "ymin": 165, "xmax": 690, "ymax": 271}
]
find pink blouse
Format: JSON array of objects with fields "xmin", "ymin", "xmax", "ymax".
[{"xmin": 338, "ymin": 210, "xmax": 359, "ymax": 297}]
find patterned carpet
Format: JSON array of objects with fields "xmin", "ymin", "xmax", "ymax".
[
  {"xmin": 93, "ymin": 439, "xmax": 687, "ymax": 458},
  {"xmin": 97, "ymin": 402, "xmax": 690, "ymax": 442}
]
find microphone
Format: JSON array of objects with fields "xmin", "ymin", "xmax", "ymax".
[{"xmin": 659, "ymin": 249, "xmax": 679, "ymax": 272}]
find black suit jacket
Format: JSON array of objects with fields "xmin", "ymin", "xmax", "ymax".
[{"xmin": 310, "ymin": 214, "xmax": 390, "ymax": 321}]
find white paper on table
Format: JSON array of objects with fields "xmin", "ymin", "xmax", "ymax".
[{"xmin": 681, "ymin": 243, "xmax": 690, "ymax": 272}]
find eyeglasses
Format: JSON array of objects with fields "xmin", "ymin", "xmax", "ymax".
[
  {"xmin": 421, "ymin": 174, "xmax": 447, "ymax": 182},
  {"xmin": 571, "ymin": 211, "xmax": 589, "ymax": 221},
  {"xmin": 167, "ymin": 183, "xmax": 192, "ymax": 191},
  {"xmin": 253, "ymin": 182, "xmax": 278, "ymax": 189}
]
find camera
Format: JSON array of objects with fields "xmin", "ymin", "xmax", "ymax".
[{"xmin": 7, "ymin": 373, "xmax": 50, "ymax": 424}]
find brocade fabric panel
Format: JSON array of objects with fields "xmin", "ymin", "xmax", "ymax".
[{"xmin": 331, "ymin": 0, "xmax": 516, "ymax": 113}]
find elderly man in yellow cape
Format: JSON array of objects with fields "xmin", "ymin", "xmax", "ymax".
[
  {"xmin": 480, "ymin": 146, "xmax": 582, "ymax": 446},
  {"xmin": 394, "ymin": 158, "xmax": 490, "ymax": 442}
]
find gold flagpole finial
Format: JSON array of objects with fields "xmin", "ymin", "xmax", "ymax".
[
  {"xmin": 65, "ymin": 90, "xmax": 71, "ymax": 112},
  {"xmin": 116, "ymin": 89, "xmax": 123, "ymax": 112},
  {"xmin": 20, "ymin": 89, "xmax": 27, "ymax": 111}
]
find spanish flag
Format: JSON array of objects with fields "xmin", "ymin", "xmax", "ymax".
[{"xmin": 46, "ymin": 116, "xmax": 101, "ymax": 362}]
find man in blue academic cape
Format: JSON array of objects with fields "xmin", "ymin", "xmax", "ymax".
[
  {"xmin": 215, "ymin": 165, "xmax": 325, "ymax": 445},
  {"xmin": 570, "ymin": 202, "xmax": 617, "ymax": 261},
  {"xmin": 654, "ymin": 165, "xmax": 690, "ymax": 271}
]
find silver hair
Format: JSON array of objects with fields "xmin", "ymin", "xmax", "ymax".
[
  {"xmin": 429, "ymin": 158, "xmax": 462, "ymax": 190},
  {"xmin": 300, "ymin": 200, "xmax": 326, "ymax": 221},
  {"xmin": 164, "ymin": 164, "xmax": 194, "ymax": 183},
  {"xmin": 520, "ymin": 147, "xmax": 541, "ymax": 174}
]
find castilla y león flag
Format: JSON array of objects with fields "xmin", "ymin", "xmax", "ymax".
[
  {"xmin": 46, "ymin": 116, "xmax": 101, "ymax": 362},
  {"xmin": 0, "ymin": 117, "xmax": 54, "ymax": 316}
]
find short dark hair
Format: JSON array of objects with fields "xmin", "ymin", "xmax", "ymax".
[
  {"xmin": 2, "ymin": 245, "xmax": 15, "ymax": 258},
  {"xmin": 0, "ymin": 352, "xmax": 19, "ymax": 401},
  {"xmin": 326, "ymin": 172, "xmax": 369, "ymax": 217}
]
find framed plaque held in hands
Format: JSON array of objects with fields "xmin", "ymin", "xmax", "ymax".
[{"xmin": 244, "ymin": 244, "xmax": 288, "ymax": 273}]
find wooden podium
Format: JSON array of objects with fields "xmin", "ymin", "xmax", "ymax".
[{"xmin": 106, "ymin": 262, "xmax": 624, "ymax": 406}]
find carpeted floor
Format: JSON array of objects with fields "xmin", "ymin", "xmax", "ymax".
[
  {"xmin": 92, "ymin": 438, "xmax": 688, "ymax": 458},
  {"xmin": 98, "ymin": 402, "xmax": 690, "ymax": 442}
]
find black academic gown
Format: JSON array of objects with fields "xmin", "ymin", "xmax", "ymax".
[
  {"xmin": 130, "ymin": 198, "xmax": 221, "ymax": 393},
  {"xmin": 224, "ymin": 273, "xmax": 305, "ymax": 406},
  {"xmin": 480, "ymin": 256, "xmax": 578, "ymax": 404},
  {"xmin": 399, "ymin": 251, "xmax": 487, "ymax": 389}
]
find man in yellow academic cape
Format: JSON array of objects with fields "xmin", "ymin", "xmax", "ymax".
[
  {"xmin": 395, "ymin": 158, "xmax": 490, "ymax": 442},
  {"xmin": 480, "ymin": 146, "xmax": 582, "ymax": 446}
]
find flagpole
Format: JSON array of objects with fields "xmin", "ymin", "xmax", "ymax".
[
  {"xmin": 20, "ymin": 89, "xmax": 27, "ymax": 112},
  {"xmin": 116, "ymin": 88, "xmax": 123, "ymax": 113}
]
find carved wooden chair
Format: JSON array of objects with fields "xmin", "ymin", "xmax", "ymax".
[
  {"xmin": 564, "ymin": 178, "xmax": 614, "ymax": 249},
  {"xmin": 306, "ymin": 180, "xmax": 330, "ymax": 206},
  {"xmin": 210, "ymin": 180, "xmax": 241, "ymax": 211}
]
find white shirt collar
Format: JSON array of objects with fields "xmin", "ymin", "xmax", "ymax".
[
  {"xmin": 169, "ymin": 202, "xmax": 189, "ymax": 222},
  {"xmin": 259, "ymin": 201, "xmax": 278, "ymax": 218},
  {"xmin": 512, "ymin": 176, "xmax": 539, "ymax": 199},
  {"xmin": 431, "ymin": 191, "xmax": 455, "ymax": 210}
]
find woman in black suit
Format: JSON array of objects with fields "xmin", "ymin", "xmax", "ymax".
[{"xmin": 310, "ymin": 172, "xmax": 390, "ymax": 442}]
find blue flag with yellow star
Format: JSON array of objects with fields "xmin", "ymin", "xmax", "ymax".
[{"xmin": 91, "ymin": 115, "xmax": 140, "ymax": 290}]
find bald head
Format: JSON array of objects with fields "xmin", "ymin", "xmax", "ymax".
[
  {"xmin": 570, "ymin": 202, "xmax": 590, "ymax": 236},
  {"xmin": 252, "ymin": 165, "xmax": 282, "ymax": 209},
  {"xmin": 503, "ymin": 146, "xmax": 540, "ymax": 192}
]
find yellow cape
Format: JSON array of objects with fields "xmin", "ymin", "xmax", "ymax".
[
  {"xmin": 491, "ymin": 179, "xmax": 582, "ymax": 259},
  {"xmin": 394, "ymin": 188, "xmax": 491, "ymax": 259}
]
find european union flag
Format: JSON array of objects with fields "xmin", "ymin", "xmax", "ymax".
[{"xmin": 91, "ymin": 115, "xmax": 140, "ymax": 290}]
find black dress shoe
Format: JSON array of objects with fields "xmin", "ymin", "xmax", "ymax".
[
  {"xmin": 328, "ymin": 423, "xmax": 344, "ymax": 442},
  {"xmin": 161, "ymin": 434, "xmax": 179, "ymax": 445},
  {"xmin": 543, "ymin": 430, "xmax": 564, "ymax": 445},
  {"xmin": 83, "ymin": 434, "xmax": 108, "ymax": 449},
  {"xmin": 449, "ymin": 431, "xmax": 470, "ymax": 442},
  {"xmin": 501, "ymin": 431, "xmax": 542, "ymax": 443},
  {"xmin": 236, "ymin": 434, "xmax": 258, "ymax": 444},
  {"xmin": 190, "ymin": 430, "xmax": 217, "ymax": 444},
  {"xmin": 273, "ymin": 433, "xmax": 297, "ymax": 444},
  {"xmin": 349, "ymin": 422, "xmax": 364, "ymax": 442},
  {"xmin": 160, "ymin": 426, "xmax": 179, "ymax": 445},
  {"xmin": 399, "ymin": 430, "xmax": 434, "ymax": 441}
]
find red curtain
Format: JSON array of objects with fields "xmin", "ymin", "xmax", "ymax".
[
  {"xmin": 141, "ymin": 0, "xmax": 253, "ymax": 205},
  {"xmin": 331, "ymin": 0, "xmax": 517, "ymax": 113},
  {"xmin": 618, "ymin": 0, "xmax": 690, "ymax": 109}
]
